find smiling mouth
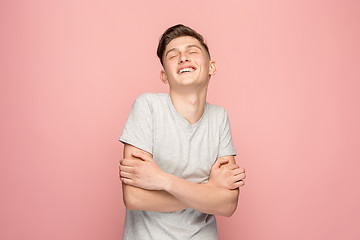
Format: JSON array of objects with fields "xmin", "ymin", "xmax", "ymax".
[{"xmin": 178, "ymin": 67, "xmax": 196, "ymax": 74}]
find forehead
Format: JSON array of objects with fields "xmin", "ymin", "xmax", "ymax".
[{"xmin": 165, "ymin": 36, "xmax": 202, "ymax": 51}]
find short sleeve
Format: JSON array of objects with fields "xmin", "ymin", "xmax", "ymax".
[
  {"xmin": 119, "ymin": 95, "xmax": 153, "ymax": 154},
  {"xmin": 218, "ymin": 109, "xmax": 237, "ymax": 157}
]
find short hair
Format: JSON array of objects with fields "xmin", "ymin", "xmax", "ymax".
[{"xmin": 157, "ymin": 24, "xmax": 211, "ymax": 65}]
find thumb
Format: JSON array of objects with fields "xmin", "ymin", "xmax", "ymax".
[
  {"xmin": 213, "ymin": 157, "xmax": 229, "ymax": 169},
  {"xmin": 132, "ymin": 151, "xmax": 152, "ymax": 162}
]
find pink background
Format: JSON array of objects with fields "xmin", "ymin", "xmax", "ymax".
[{"xmin": 1, "ymin": 0, "xmax": 359, "ymax": 239}]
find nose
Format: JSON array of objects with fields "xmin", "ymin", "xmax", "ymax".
[{"xmin": 179, "ymin": 52, "xmax": 190, "ymax": 63}]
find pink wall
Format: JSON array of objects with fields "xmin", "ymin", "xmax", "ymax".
[{"xmin": 1, "ymin": 0, "xmax": 359, "ymax": 239}]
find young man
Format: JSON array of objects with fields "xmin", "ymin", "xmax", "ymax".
[{"xmin": 119, "ymin": 24, "xmax": 246, "ymax": 240}]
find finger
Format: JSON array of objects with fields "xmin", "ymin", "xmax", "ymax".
[
  {"xmin": 212, "ymin": 158, "xmax": 228, "ymax": 169},
  {"xmin": 226, "ymin": 163, "xmax": 240, "ymax": 170},
  {"xmin": 121, "ymin": 177, "xmax": 134, "ymax": 185},
  {"xmin": 233, "ymin": 173, "xmax": 246, "ymax": 182},
  {"xmin": 119, "ymin": 165, "xmax": 134, "ymax": 173},
  {"xmin": 121, "ymin": 158, "xmax": 141, "ymax": 167},
  {"xmin": 220, "ymin": 158, "xmax": 230, "ymax": 165},
  {"xmin": 228, "ymin": 184, "xmax": 238, "ymax": 190},
  {"xmin": 120, "ymin": 170, "xmax": 132, "ymax": 179},
  {"xmin": 218, "ymin": 157, "xmax": 230, "ymax": 165},
  {"xmin": 232, "ymin": 168, "xmax": 245, "ymax": 176},
  {"xmin": 132, "ymin": 151, "xmax": 152, "ymax": 162},
  {"xmin": 234, "ymin": 180, "xmax": 245, "ymax": 188},
  {"xmin": 241, "ymin": 173, "xmax": 246, "ymax": 180},
  {"xmin": 120, "ymin": 159, "xmax": 134, "ymax": 167},
  {"xmin": 238, "ymin": 180, "xmax": 245, "ymax": 187}
]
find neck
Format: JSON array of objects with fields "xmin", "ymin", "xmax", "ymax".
[{"xmin": 169, "ymin": 88, "xmax": 208, "ymax": 125}]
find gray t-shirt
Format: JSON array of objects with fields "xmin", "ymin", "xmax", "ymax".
[{"xmin": 120, "ymin": 93, "xmax": 236, "ymax": 240}]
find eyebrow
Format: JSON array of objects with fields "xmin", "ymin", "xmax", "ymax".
[{"xmin": 165, "ymin": 45, "xmax": 202, "ymax": 57}]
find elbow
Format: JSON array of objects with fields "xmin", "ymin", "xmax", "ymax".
[
  {"xmin": 122, "ymin": 185, "xmax": 142, "ymax": 210},
  {"xmin": 220, "ymin": 201, "xmax": 238, "ymax": 217},
  {"xmin": 123, "ymin": 194, "xmax": 138, "ymax": 210},
  {"xmin": 218, "ymin": 190, "xmax": 239, "ymax": 217}
]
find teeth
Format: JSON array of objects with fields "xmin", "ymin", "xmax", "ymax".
[{"xmin": 179, "ymin": 68, "xmax": 194, "ymax": 74}]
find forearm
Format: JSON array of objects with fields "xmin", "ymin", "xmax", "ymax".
[
  {"xmin": 121, "ymin": 145, "xmax": 241, "ymax": 215},
  {"xmin": 124, "ymin": 178, "xmax": 238, "ymax": 216},
  {"xmin": 122, "ymin": 183, "xmax": 188, "ymax": 212},
  {"xmin": 121, "ymin": 144, "xmax": 187, "ymax": 212},
  {"xmin": 163, "ymin": 173, "xmax": 239, "ymax": 217}
]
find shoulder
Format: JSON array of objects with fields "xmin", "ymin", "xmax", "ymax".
[
  {"xmin": 133, "ymin": 93, "xmax": 169, "ymax": 109},
  {"xmin": 206, "ymin": 103, "xmax": 232, "ymax": 132},
  {"xmin": 135, "ymin": 93, "xmax": 168, "ymax": 104},
  {"xmin": 207, "ymin": 102, "xmax": 228, "ymax": 119}
]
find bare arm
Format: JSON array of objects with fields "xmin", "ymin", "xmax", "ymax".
[
  {"xmin": 162, "ymin": 156, "xmax": 241, "ymax": 217},
  {"xmin": 120, "ymin": 144, "xmax": 246, "ymax": 216},
  {"xmin": 121, "ymin": 144, "xmax": 188, "ymax": 212},
  {"xmin": 154, "ymin": 173, "xmax": 237, "ymax": 216}
]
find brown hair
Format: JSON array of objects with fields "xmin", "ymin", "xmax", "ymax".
[{"xmin": 157, "ymin": 24, "xmax": 211, "ymax": 65}]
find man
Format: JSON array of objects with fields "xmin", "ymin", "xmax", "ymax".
[{"xmin": 119, "ymin": 24, "xmax": 246, "ymax": 240}]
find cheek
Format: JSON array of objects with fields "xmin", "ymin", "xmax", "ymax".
[
  {"xmin": 163, "ymin": 63, "xmax": 175, "ymax": 73},
  {"xmin": 197, "ymin": 60, "xmax": 210, "ymax": 72},
  {"xmin": 163, "ymin": 66, "xmax": 178, "ymax": 79},
  {"xmin": 193, "ymin": 56, "xmax": 209, "ymax": 66}
]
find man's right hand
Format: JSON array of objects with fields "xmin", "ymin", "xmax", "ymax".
[{"xmin": 208, "ymin": 157, "xmax": 246, "ymax": 190}]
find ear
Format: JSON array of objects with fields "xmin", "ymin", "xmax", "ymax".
[
  {"xmin": 160, "ymin": 69, "xmax": 168, "ymax": 84},
  {"xmin": 209, "ymin": 61, "xmax": 217, "ymax": 76}
]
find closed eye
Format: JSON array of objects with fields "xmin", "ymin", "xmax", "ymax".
[
  {"xmin": 189, "ymin": 49, "xmax": 199, "ymax": 54},
  {"xmin": 188, "ymin": 45, "xmax": 201, "ymax": 54}
]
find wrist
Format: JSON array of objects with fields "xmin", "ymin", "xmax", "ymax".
[
  {"xmin": 161, "ymin": 172, "xmax": 173, "ymax": 192},
  {"xmin": 206, "ymin": 179, "xmax": 216, "ymax": 187},
  {"xmin": 205, "ymin": 179, "xmax": 221, "ymax": 188}
]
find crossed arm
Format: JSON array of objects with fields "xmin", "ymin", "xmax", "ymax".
[{"xmin": 119, "ymin": 144, "xmax": 246, "ymax": 217}]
